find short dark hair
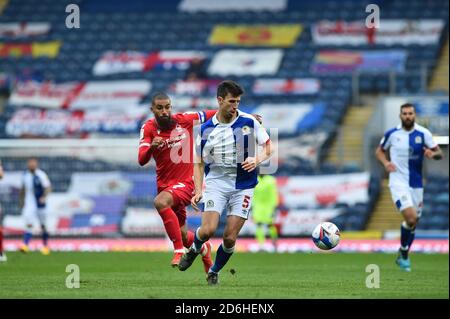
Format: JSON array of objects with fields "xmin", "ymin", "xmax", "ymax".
[
  {"xmin": 400, "ymin": 103, "xmax": 415, "ymax": 112},
  {"xmin": 217, "ymin": 80, "xmax": 244, "ymax": 98},
  {"xmin": 151, "ymin": 92, "xmax": 170, "ymax": 105}
]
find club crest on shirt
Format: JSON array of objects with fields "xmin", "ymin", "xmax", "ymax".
[
  {"xmin": 241, "ymin": 126, "xmax": 251, "ymax": 135},
  {"xmin": 415, "ymin": 136, "xmax": 422, "ymax": 144}
]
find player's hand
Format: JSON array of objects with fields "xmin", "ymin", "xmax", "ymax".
[
  {"xmin": 384, "ymin": 162, "xmax": 396, "ymax": 173},
  {"xmin": 151, "ymin": 137, "xmax": 165, "ymax": 149},
  {"xmin": 242, "ymin": 157, "xmax": 257, "ymax": 172},
  {"xmin": 191, "ymin": 193, "xmax": 203, "ymax": 211},
  {"xmin": 252, "ymin": 114, "xmax": 263, "ymax": 124},
  {"xmin": 423, "ymin": 147, "xmax": 434, "ymax": 159},
  {"xmin": 38, "ymin": 197, "xmax": 46, "ymax": 204}
]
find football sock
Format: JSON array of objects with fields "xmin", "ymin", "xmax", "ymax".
[
  {"xmin": 255, "ymin": 224, "xmax": 266, "ymax": 247},
  {"xmin": 193, "ymin": 228, "xmax": 205, "ymax": 252},
  {"xmin": 268, "ymin": 224, "xmax": 278, "ymax": 241},
  {"xmin": 400, "ymin": 221, "xmax": 415, "ymax": 259},
  {"xmin": 210, "ymin": 243, "xmax": 234, "ymax": 273},
  {"xmin": 23, "ymin": 231, "xmax": 32, "ymax": 245},
  {"xmin": 158, "ymin": 207, "xmax": 184, "ymax": 251},
  {"xmin": 183, "ymin": 230, "xmax": 195, "ymax": 248},
  {"xmin": 42, "ymin": 231, "xmax": 49, "ymax": 247}
]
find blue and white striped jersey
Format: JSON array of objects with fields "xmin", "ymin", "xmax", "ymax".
[
  {"xmin": 22, "ymin": 169, "xmax": 51, "ymax": 209},
  {"xmin": 197, "ymin": 110, "xmax": 270, "ymax": 190},
  {"xmin": 380, "ymin": 123, "xmax": 437, "ymax": 188}
]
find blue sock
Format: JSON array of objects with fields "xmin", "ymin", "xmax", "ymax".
[
  {"xmin": 400, "ymin": 222, "xmax": 415, "ymax": 259},
  {"xmin": 210, "ymin": 243, "xmax": 234, "ymax": 273},
  {"xmin": 193, "ymin": 228, "xmax": 205, "ymax": 252},
  {"xmin": 24, "ymin": 231, "xmax": 32, "ymax": 245},
  {"xmin": 43, "ymin": 232, "xmax": 49, "ymax": 247}
]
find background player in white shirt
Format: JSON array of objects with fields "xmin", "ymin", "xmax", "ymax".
[
  {"xmin": 19, "ymin": 158, "xmax": 52, "ymax": 255},
  {"xmin": 178, "ymin": 80, "xmax": 273, "ymax": 285},
  {"xmin": 375, "ymin": 103, "xmax": 443, "ymax": 271}
]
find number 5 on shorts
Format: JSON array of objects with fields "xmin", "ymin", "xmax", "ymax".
[{"xmin": 242, "ymin": 195, "xmax": 251, "ymax": 209}]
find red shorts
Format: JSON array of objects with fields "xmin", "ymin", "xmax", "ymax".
[{"xmin": 158, "ymin": 180, "xmax": 194, "ymax": 227}]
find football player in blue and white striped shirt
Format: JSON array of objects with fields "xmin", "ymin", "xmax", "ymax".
[
  {"xmin": 178, "ymin": 80, "xmax": 273, "ymax": 285},
  {"xmin": 19, "ymin": 158, "xmax": 52, "ymax": 255},
  {"xmin": 376, "ymin": 103, "xmax": 443, "ymax": 271}
]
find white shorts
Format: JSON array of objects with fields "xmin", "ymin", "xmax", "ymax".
[
  {"xmin": 22, "ymin": 205, "xmax": 47, "ymax": 226},
  {"xmin": 389, "ymin": 186, "xmax": 423, "ymax": 218},
  {"xmin": 202, "ymin": 182, "xmax": 254, "ymax": 220}
]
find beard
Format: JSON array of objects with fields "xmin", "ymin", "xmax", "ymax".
[
  {"xmin": 402, "ymin": 119, "xmax": 415, "ymax": 130},
  {"xmin": 156, "ymin": 115, "xmax": 174, "ymax": 130}
]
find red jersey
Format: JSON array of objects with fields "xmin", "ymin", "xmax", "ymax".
[{"xmin": 138, "ymin": 110, "xmax": 216, "ymax": 189}]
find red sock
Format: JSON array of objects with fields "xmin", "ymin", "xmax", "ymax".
[
  {"xmin": 183, "ymin": 230, "xmax": 195, "ymax": 248},
  {"xmin": 158, "ymin": 207, "xmax": 184, "ymax": 251},
  {"xmin": 0, "ymin": 227, "xmax": 3, "ymax": 253}
]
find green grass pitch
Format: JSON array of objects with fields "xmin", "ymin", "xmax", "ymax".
[{"xmin": 0, "ymin": 252, "xmax": 448, "ymax": 299}]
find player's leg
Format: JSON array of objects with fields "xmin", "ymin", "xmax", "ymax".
[
  {"xmin": 38, "ymin": 209, "xmax": 50, "ymax": 255},
  {"xmin": 268, "ymin": 221, "xmax": 279, "ymax": 251},
  {"xmin": 20, "ymin": 206, "xmax": 34, "ymax": 253},
  {"xmin": 254, "ymin": 222, "xmax": 266, "ymax": 250},
  {"xmin": 178, "ymin": 211, "xmax": 220, "ymax": 271},
  {"xmin": 398, "ymin": 188, "xmax": 423, "ymax": 268},
  {"xmin": 153, "ymin": 190, "xmax": 185, "ymax": 265},
  {"xmin": 391, "ymin": 187, "xmax": 417, "ymax": 271},
  {"xmin": 177, "ymin": 208, "xmax": 213, "ymax": 273},
  {"xmin": 206, "ymin": 188, "xmax": 253, "ymax": 285},
  {"xmin": 207, "ymin": 214, "xmax": 246, "ymax": 285},
  {"xmin": 179, "ymin": 185, "xmax": 228, "ymax": 271}
]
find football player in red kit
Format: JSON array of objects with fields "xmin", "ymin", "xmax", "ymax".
[{"xmin": 138, "ymin": 92, "xmax": 215, "ymax": 272}]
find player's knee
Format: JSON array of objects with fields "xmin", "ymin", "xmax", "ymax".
[
  {"xmin": 406, "ymin": 217, "xmax": 417, "ymax": 228},
  {"xmin": 153, "ymin": 197, "xmax": 170, "ymax": 211},
  {"xmin": 223, "ymin": 235, "xmax": 236, "ymax": 249},
  {"xmin": 201, "ymin": 227, "xmax": 215, "ymax": 239}
]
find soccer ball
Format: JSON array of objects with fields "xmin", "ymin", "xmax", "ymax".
[{"xmin": 312, "ymin": 222, "xmax": 340, "ymax": 250}]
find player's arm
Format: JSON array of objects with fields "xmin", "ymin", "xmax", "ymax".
[
  {"xmin": 0, "ymin": 162, "xmax": 3, "ymax": 179},
  {"xmin": 19, "ymin": 186, "xmax": 24, "ymax": 209},
  {"xmin": 423, "ymin": 145, "xmax": 443, "ymax": 160},
  {"xmin": 138, "ymin": 123, "xmax": 163, "ymax": 166},
  {"xmin": 375, "ymin": 146, "xmax": 396, "ymax": 173},
  {"xmin": 242, "ymin": 140, "xmax": 274, "ymax": 172},
  {"xmin": 38, "ymin": 172, "xmax": 52, "ymax": 205},
  {"xmin": 423, "ymin": 129, "xmax": 443, "ymax": 160},
  {"xmin": 191, "ymin": 153, "xmax": 204, "ymax": 211},
  {"xmin": 242, "ymin": 119, "xmax": 273, "ymax": 172}
]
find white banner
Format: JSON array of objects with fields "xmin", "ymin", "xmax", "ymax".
[
  {"xmin": 169, "ymin": 95, "xmax": 217, "ymax": 112},
  {"xmin": 312, "ymin": 20, "xmax": 445, "ymax": 45},
  {"xmin": 178, "ymin": 0, "xmax": 287, "ymax": 12},
  {"xmin": 69, "ymin": 80, "xmax": 151, "ymax": 109},
  {"xmin": 93, "ymin": 51, "xmax": 149, "ymax": 76},
  {"xmin": 277, "ymin": 132, "xmax": 329, "ymax": 165},
  {"xmin": 253, "ymin": 78, "xmax": 320, "ymax": 95},
  {"xmin": 278, "ymin": 172, "xmax": 370, "ymax": 208},
  {"xmin": 0, "ymin": 22, "xmax": 51, "ymax": 38},
  {"xmin": 0, "ymin": 171, "xmax": 23, "ymax": 194},
  {"xmin": 8, "ymin": 81, "xmax": 82, "ymax": 109},
  {"xmin": 121, "ymin": 207, "xmax": 166, "ymax": 235},
  {"xmin": 208, "ymin": 49, "xmax": 283, "ymax": 76},
  {"xmin": 68, "ymin": 172, "xmax": 132, "ymax": 195}
]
